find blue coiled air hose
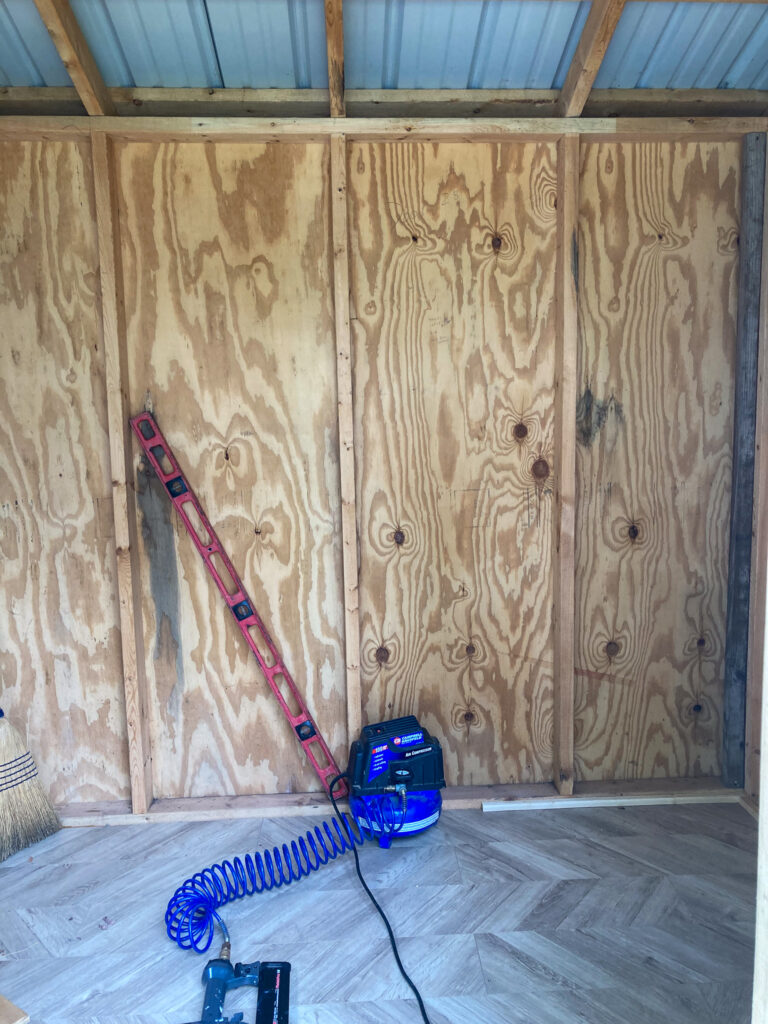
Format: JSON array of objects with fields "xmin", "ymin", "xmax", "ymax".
[{"xmin": 165, "ymin": 785, "xmax": 406, "ymax": 953}]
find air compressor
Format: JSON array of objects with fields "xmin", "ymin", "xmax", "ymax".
[
  {"xmin": 347, "ymin": 715, "xmax": 446, "ymax": 846},
  {"xmin": 166, "ymin": 716, "xmax": 445, "ymax": 955}
]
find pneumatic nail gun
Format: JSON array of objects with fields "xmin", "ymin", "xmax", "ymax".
[{"xmin": 182, "ymin": 941, "xmax": 290, "ymax": 1024}]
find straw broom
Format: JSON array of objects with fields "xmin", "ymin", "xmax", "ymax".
[{"xmin": 0, "ymin": 707, "xmax": 60, "ymax": 862}]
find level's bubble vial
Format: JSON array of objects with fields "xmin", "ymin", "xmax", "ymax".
[
  {"xmin": 166, "ymin": 477, "xmax": 188, "ymax": 497},
  {"xmin": 296, "ymin": 721, "xmax": 316, "ymax": 740},
  {"xmin": 233, "ymin": 601, "xmax": 252, "ymax": 621}
]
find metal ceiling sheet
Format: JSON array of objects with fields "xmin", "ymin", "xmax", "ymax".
[
  {"xmin": 596, "ymin": 2, "xmax": 768, "ymax": 90},
  {"xmin": 68, "ymin": 0, "xmax": 327, "ymax": 89},
  {"xmin": 344, "ymin": 0, "xmax": 590, "ymax": 89},
  {"xmin": 3, "ymin": 0, "xmax": 767, "ymax": 93},
  {"xmin": 69, "ymin": 0, "xmax": 221, "ymax": 87},
  {"xmin": 0, "ymin": 0, "xmax": 71, "ymax": 86},
  {"xmin": 205, "ymin": 0, "xmax": 328, "ymax": 88}
]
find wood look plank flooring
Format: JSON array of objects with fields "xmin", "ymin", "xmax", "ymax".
[{"xmin": 0, "ymin": 804, "xmax": 756, "ymax": 1023}]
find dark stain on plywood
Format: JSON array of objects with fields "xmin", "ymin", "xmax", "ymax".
[
  {"xmin": 135, "ymin": 454, "xmax": 183, "ymax": 717},
  {"xmin": 575, "ymin": 141, "xmax": 740, "ymax": 781},
  {"xmin": 575, "ymin": 386, "xmax": 624, "ymax": 447}
]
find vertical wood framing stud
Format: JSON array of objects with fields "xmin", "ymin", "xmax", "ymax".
[
  {"xmin": 92, "ymin": 130, "xmax": 152, "ymax": 813},
  {"xmin": 553, "ymin": 134, "xmax": 580, "ymax": 795},
  {"xmin": 723, "ymin": 131, "xmax": 766, "ymax": 788},
  {"xmin": 330, "ymin": 134, "xmax": 361, "ymax": 743},
  {"xmin": 746, "ymin": 134, "xmax": 768, "ymax": 806}
]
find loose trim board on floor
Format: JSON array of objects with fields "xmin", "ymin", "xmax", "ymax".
[
  {"xmin": 0, "ymin": 995, "xmax": 29, "ymax": 1024},
  {"xmin": 483, "ymin": 790, "xmax": 744, "ymax": 812}
]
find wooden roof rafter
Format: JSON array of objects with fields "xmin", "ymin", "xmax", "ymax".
[
  {"xmin": 325, "ymin": 0, "xmax": 345, "ymax": 117},
  {"xmin": 558, "ymin": 0, "xmax": 627, "ymax": 117},
  {"xmin": 31, "ymin": 0, "xmax": 115, "ymax": 116}
]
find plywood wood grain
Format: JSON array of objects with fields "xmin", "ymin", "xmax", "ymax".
[
  {"xmin": 348, "ymin": 142, "xmax": 559, "ymax": 786},
  {"xmin": 115, "ymin": 141, "xmax": 345, "ymax": 797},
  {"xmin": 575, "ymin": 141, "xmax": 740, "ymax": 780},
  {"xmin": 0, "ymin": 140, "xmax": 129, "ymax": 803}
]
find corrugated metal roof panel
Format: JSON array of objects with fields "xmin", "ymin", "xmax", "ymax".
[
  {"xmin": 344, "ymin": 0, "xmax": 590, "ymax": 90},
  {"xmin": 206, "ymin": 0, "xmax": 328, "ymax": 88},
  {"xmin": 0, "ymin": 0, "xmax": 72, "ymax": 86},
  {"xmin": 69, "ymin": 0, "xmax": 221, "ymax": 88},
  {"xmin": 596, "ymin": 2, "xmax": 768, "ymax": 89},
  {"xmin": 68, "ymin": 0, "xmax": 327, "ymax": 89}
]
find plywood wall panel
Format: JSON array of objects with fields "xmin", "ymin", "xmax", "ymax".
[
  {"xmin": 575, "ymin": 141, "xmax": 740, "ymax": 780},
  {"xmin": 115, "ymin": 141, "xmax": 345, "ymax": 798},
  {"xmin": 348, "ymin": 142, "xmax": 558, "ymax": 786},
  {"xmin": 0, "ymin": 140, "xmax": 129, "ymax": 803}
]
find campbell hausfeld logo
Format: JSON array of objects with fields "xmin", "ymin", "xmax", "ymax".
[{"xmin": 393, "ymin": 732, "xmax": 423, "ymax": 746}]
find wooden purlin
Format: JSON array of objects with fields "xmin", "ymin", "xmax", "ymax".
[
  {"xmin": 2, "ymin": 88, "xmax": 768, "ymax": 120},
  {"xmin": 330, "ymin": 135, "xmax": 361, "ymax": 744},
  {"xmin": 723, "ymin": 133, "xmax": 767, "ymax": 788},
  {"xmin": 92, "ymin": 132, "xmax": 153, "ymax": 814},
  {"xmin": 553, "ymin": 134, "xmax": 580, "ymax": 796}
]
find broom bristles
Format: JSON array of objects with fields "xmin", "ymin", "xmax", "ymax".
[{"xmin": 0, "ymin": 709, "xmax": 60, "ymax": 863}]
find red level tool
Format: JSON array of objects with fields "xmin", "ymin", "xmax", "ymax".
[{"xmin": 130, "ymin": 411, "xmax": 347, "ymax": 797}]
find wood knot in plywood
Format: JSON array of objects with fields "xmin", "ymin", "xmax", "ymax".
[
  {"xmin": 451, "ymin": 700, "xmax": 483, "ymax": 734},
  {"xmin": 531, "ymin": 457, "xmax": 550, "ymax": 482}
]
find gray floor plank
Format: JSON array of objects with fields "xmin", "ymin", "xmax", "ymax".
[{"xmin": 0, "ymin": 802, "xmax": 757, "ymax": 1023}]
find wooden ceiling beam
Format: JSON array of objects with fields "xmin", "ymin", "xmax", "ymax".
[
  {"xmin": 3, "ymin": 87, "xmax": 768, "ymax": 121},
  {"xmin": 325, "ymin": 0, "xmax": 345, "ymax": 117},
  {"xmin": 2, "ymin": 115, "xmax": 766, "ymax": 145},
  {"xmin": 558, "ymin": 0, "xmax": 626, "ymax": 118},
  {"xmin": 31, "ymin": 0, "xmax": 115, "ymax": 115}
]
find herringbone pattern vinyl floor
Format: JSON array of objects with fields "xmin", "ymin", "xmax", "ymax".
[{"xmin": 0, "ymin": 802, "xmax": 757, "ymax": 1023}]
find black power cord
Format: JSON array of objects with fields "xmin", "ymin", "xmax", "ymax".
[{"xmin": 328, "ymin": 774, "xmax": 434, "ymax": 1024}]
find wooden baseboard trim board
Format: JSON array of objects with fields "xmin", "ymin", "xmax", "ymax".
[{"xmin": 57, "ymin": 778, "xmax": 749, "ymax": 827}]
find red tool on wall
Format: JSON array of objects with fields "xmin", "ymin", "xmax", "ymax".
[{"xmin": 130, "ymin": 411, "xmax": 346, "ymax": 797}]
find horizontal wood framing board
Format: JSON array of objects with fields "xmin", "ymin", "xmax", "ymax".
[
  {"xmin": 3, "ymin": 89, "xmax": 768, "ymax": 121},
  {"xmin": 574, "ymin": 140, "xmax": 741, "ymax": 781},
  {"xmin": 0, "ymin": 117, "xmax": 768, "ymax": 144}
]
